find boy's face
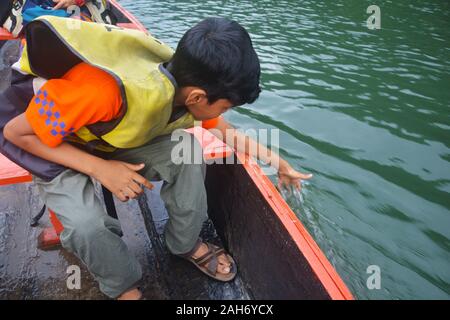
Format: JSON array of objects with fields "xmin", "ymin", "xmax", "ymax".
[{"xmin": 184, "ymin": 88, "xmax": 233, "ymax": 120}]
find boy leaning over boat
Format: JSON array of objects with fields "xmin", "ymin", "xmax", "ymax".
[{"xmin": 0, "ymin": 16, "xmax": 312, "ymax": 299}]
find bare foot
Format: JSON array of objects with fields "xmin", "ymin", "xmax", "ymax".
[
  {"xmin": 192, "ymin": 242, "xmax": 232, "ymax": 275},
  {"xmin": 117, "ymin": 288, "xmax": 142, "ymax": 300}
]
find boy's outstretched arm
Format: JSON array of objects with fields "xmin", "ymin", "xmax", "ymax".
[
  {"xmin": 212, "ymin": 117, "xmax": 313, "ymax": 190},
  {"xmin": 4, "ymin": 113, "xmax": 153, "ymax": 202}
]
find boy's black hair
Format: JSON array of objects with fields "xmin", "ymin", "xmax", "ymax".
[{"xmin": 169, "ymin": 17, "xmax": 261, "ymax": 106}]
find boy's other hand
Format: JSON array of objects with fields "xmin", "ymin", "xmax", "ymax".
[
  {"xmin": 93, "ymin": 160, "xmax": 154, "ymax": 202},
  {"xmin": 278, "ymin": 162, "xmax": 313, "ymax": 192},
  {"xmin": 52, "ymin": 0, "xmax": 78, "ymax": 10}
]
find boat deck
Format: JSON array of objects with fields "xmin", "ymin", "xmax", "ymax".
[{"xmin": 0, "ymin": 181, "xmax": 249, "ymax": 299}]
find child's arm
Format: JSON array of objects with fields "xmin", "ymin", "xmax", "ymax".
[
  {"xmin": 211, "ymin": 117, "xmax": 313, "ymax": 190},
  {"xmin": 4, "ymin": 113, "xmax": 153, "ymax": 201}
]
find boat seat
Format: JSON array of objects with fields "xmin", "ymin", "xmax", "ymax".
[{"xmin": 0, "ymin": 154, "xmax": 32, "ymax": 186}]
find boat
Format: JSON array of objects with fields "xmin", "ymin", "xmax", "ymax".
[{"xmin": 0, "ymin": 0, "xmax": 354, "ymax": 300}]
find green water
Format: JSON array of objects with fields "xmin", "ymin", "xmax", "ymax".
[{"xmin": 120, "ymin": 0, "xmax": 450, "ymax": 299}]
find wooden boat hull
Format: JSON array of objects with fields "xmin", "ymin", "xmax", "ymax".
[{"xmin": 206, "ymin": 154, "xmax": 353, "ymax": 299}]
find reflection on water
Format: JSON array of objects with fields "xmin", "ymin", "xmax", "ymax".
[{"xmin": 120, "ymin": 0, "xmax": 450, "ymax": 299}]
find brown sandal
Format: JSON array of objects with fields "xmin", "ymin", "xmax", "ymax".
[{"xmin": 185, "ymin": 242, "xmax": 237, "ymax": 282}]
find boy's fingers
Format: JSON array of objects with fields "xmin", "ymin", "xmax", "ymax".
[
  {"xmin": 278, "ymin": 177, "xmax": 288, "ymax": 189},
  {"xmin": 143, "ymin": 180, "xmax": 154, "ymax": 190},
  {"xmin": 115, "ymin": 190, "xmax": 127, "ymax": 202},
  {"xmin": 279, "ymin": 178, "xmax": 293, "ymax": 195},
  {"xmin": 53, "ymin": 1, "xmax": 64, "ymax": 10},
  {"xmin": 292, "ymin": 172, "xmax": 313, "ymax": 180},
  {"xmin": 124, "ymin": 187, "xmax": 138, "ymax": 200},
  {"xmin": 129, "ymin": 181, "xmax": 143, "ymax": 195},
  {"xmin": 134, "ymin": 174, "xmax": 154, "ymax": 190},
  {"xmin": 124, "ymin": 162, "xmax": 145, "ymax": 171},
  {"xmin": 301, "ymin": 173, "xmax": 313, "ymax": 180}
]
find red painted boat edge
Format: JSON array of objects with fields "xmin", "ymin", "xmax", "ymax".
[
  {"xmin": 0, "ymin": 154, "xmax": 32, "ymax": 185},
  {"xmin": 109, "ymin": 0, "xmax": 148, "ymax": 33},
  {"xmin": 0, "ymin": 28, "xmax": 15, "ymax": 41}
]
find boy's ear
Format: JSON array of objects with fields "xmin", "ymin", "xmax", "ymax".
[{"xmin": 185, "ymin": 88, "xmax": 208, "ymax": 106}]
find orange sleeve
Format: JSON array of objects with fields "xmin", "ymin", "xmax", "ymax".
[
  {"xmin": 25, "ymin": 63, "xmax": 122, "ymax": 147},
  {"xmin": 202, "ymin": 117, "xmax": 221, "ymax": 129}
]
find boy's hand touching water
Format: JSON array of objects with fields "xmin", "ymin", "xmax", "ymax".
[{"xmin": 278, "ymin": 160, "xmax": 313, "ymax": 191}]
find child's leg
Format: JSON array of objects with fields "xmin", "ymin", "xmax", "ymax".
[
  {"xmin": 34, "ymin": 169, "xmax": 142, "ymax": 298},
  {"xmin": 111, "ymin": 131, "xmax": 207, "ymax": 255}
]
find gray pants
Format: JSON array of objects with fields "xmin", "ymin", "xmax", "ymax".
[{"xmin": 34, "ymin": 132, "xmax": 207, "ymax": 298}]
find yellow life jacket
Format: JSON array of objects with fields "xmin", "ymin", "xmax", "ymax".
[{"xmin": 17, "ymin": 15, "xmax": 195, "ymax": 151}]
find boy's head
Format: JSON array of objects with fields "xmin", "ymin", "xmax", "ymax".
[{"xmin": 169, "ymin": 17, "xmax": 261, "ymax": 120}]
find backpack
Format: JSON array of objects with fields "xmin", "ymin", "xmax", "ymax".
[
  {"xmin": 2, "ymin": 0, "xmax": 117, "ymax": 37},
  {"xmin": 85, "ymin": 0, "xmax": 116, "ymax": 25},
  {"xmin": 2, "ymin": 0, "xmax": 25, "ymax": 37},
  {"xmin": 0, "ymin": 0, "xmax": 14, "ymax": 26}
]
